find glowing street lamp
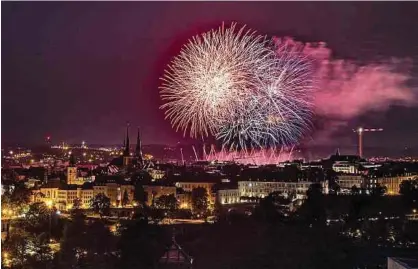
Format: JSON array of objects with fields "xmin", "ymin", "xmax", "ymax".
[
  {"xmin": 46, "ymin": 200, "xmax": 53, "ymax": 209},
  {"xmin": 3, "ymin": 252, "xmax": 11, "ymax": 266}
]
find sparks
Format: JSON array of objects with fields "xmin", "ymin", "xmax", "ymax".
[{"xmin": 160, "ymin": 23, "xmax": 314, "ymax": 150}]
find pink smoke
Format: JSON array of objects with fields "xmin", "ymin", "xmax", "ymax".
[
  {"xmin": 275, "ymin": 37, "xmax": 416, "ymax": 145},
  {"xmin": 315, "ymin": 60, "xmax": 414, "ymax": 119}
]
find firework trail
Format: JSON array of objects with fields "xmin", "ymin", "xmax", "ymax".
[{"xmin": 160, "ymin": 23, "xmax": 314, "ymax": 150}]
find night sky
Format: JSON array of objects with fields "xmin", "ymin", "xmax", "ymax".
[{"xmin": 2, "ymin": 2, "xmax": 418, "ymax": 154}]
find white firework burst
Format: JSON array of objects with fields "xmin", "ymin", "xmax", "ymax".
[
  {"xmin": 160, "ymin": 22, "xmax": 273, "ymax": 138},
  {"xmin": 160, "ymin": 23, "xmax": 314, "ymax": 150}
]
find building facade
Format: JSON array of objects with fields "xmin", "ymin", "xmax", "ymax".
[
  {"xmin": 217, "ymin": 189, "xmax": 240, "ymax": 204},
  {"xmin": 175, "ymin": 182, "xmax": 216, "ymax": 205},
  {"xmin": 238, "ymin": 180, "xmax": 329, "ymax": 199},
  {"xmin": 378, "ymin": 175, "xmax": 416, "ymax": 195},
  {"xmin": 33, "ymin": 180, "xmax": 135, "ymax": 210},
  {"xmin": 332, "ymin": 162, "xmax": 358, "ymax": 174},
  {"xmin": 143, "ymin": 185, "xmax": 177, "ymax": 206},
  {"xmin": 337, "ymin": 175, "xmax": 363, "ymax": 189}
]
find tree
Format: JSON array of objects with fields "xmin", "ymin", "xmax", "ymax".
[
  {"xmin": 154, "ymin": 194, "xmax": 178, "ymax": 213},
  {"xmin": 2, "ymin": 182, "xmax": 31, "ymax": 217},
  {"xmin": 3, "ymin": 229, "xmax": 30, "ymax": 268},
  {"xmin": 400, "ymin": 179, "xmax": 418, "ymax": 208},
  {"xmin": 133, "ymin": 183, "xmax": 146, "ymax": 207},
  {"xmin": 303, "ymin": 183, "xmax": 326, "ymax": 224},
  {"xmin": 73, "ymin": 198, "xmax": 82, "ymax": 210},
  {"xmin": 191, "ymin": 187, "xmax": 209, "ymax": 217},
  {"xmin": 91, "ymin": 193, "xmax": 111, "ymax": 218},
  {"xmin": 351, "ymin": 185, "xmax": 360, "ymax": 195},
  {"xmin": 371, "ymin": 184, "xmax": 387, "ymax": 196},
  {"xmin": 121, "ymin": 190, "xmax": 130, "ymax": 207},
  {"xmin": 118, "ymin": 219, "xmax": 169, "ymax": 269},
  {"xmin": 59, "ymin": 212, "xmax": 87, "ymax": 268},
  {"xmin": 11, "ymin": 181, "xmax": 31, "ymax": 205},
  {"xmin": 22, "ymin": 202, "xmax": 50, "ymax": 234},
  {"xmin": 27, "ymin": 232, "xmax": 54, "ymax": 268}
]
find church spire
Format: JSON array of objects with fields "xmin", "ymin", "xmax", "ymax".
[
  {"xmin": 123, "ymin": 122, "xmax": 130, "ymax": 157},
  {"xmin": 135, "ymin": 127, "xmax": 143, "ymax": 164}
]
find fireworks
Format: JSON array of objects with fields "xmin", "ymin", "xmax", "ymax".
[
  {"xmin": 160, "ymin": 23, "xmax": 314, "ymax": 149},
  {"xmin": 203, "ymin": 145, "xmax": 299, "ymax": 166}
]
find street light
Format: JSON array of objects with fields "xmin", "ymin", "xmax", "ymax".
[
  {"xmin": 46, "ymin": 200, "xmax": 53, "ymax": 209},
  {"xmin": 3, "ymin": 252, "xmax": 11, "ymax": 266}
]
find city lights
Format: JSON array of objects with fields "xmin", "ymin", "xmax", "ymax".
[{"xmin": 2, "ymin": 7, "xmax": 418, "ymax": 269}]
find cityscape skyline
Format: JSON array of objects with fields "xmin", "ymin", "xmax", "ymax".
[{"xmin": 2, "ymin": 3, "xmax": 418, "ymax": 268}]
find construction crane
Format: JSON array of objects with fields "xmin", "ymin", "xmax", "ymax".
[{"xmin": 353, "ymin": 127, "xmax": 383, "ymax": 158}]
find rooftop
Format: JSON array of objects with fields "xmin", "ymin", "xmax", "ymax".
[{"xmin": 389, "ymin": 257, "xmax": 418, "ymax": 269}]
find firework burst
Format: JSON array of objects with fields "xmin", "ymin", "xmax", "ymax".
[{"xmin": 160, "ymin": 23, "xmax": 314, "ymax": 150}]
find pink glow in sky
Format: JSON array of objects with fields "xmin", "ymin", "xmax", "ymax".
[{"xmin": 275, "ymin": 37, "xmax": 416, "ymax": 146}]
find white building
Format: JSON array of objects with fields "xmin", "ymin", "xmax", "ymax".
[
  {"xmin": 217, "ymin": 189, "xmax": 240, "ymax": 204},
  {"xmin": 238, "ymin": 180, "xmax": 328, "ymax": 200},
  {"xmin": 332, "ymin": 161, "xmax": 358, "ymax": 174},
  {"xmin": 337, "ymin": 175, "xmax": 362, "ymax": 189}
]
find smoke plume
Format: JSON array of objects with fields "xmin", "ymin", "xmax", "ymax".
[{"xmin": 275, "ymin": 37, "xmax": 416, "ymax": 146}]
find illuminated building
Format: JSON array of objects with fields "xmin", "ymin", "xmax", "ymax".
[
  {"xmin": 238, "ymin": 180, "xmax": 328, "ymax": 200},
  {"xmin": 332, "ymin": 161, "xmax": 358, "ymax": 174},
  {"xmin": 93, "ymin": 176, "xmax": 135, "ymax": 207},
  {"xmin": 174, "ymin": 182, "xmax": 216, "ymax": 193},
  {"xmin": 112, "ymin": 123, "xmax": 144, "ymax": 168},
  {"xmin": 143, "ymin": 185, "xmax": 177, "ymax": 206},
  {"xmin": 33, "ymin": 176, "xmax": 135, "ymax": 210},
  {"xmin": 176, "ymin": 190, "xmax": 192, "ymax": 209},
  {"xmin": 217, "ymin": 188, "xmax": 240, "ymax": 204},
  {"xmin": 337, "ymin": 174, "xmax": 362, "ymax": 190},
  {"xmin": 174, "ymin": 181, "xmax": 216, "ymax": 205},
  {"xmin": 375, "ymin": 175, "xmax": 417, "ymax": 195},
  {"xmin": 147, "ymin": 168, "xmax": 165, "ymax": 180},
  {"xmin": 66, "ymin": 154, "xmax": 81, "ymax": 185}
]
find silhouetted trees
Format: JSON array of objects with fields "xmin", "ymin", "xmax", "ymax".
[
  {"xmin": 400, "ymin": 179, "xmax": 418, "ymax": 208},
  {"xmin": 154, "ymin": 194, "xmax": 178, "ymax": 217},
  {"xmin": 121, "ymin": 190, "xmax": 130, "ymax": 207},
  {"xmin": 304, "ymin": 183, "xmax": 326, "ymax": 224},
  {"xmin": 133, "ymin": 183, "xmax": 146, "ymax": 207},
  {"xmin": 191, "ymin": 187, "xmax": 209, "ymax": 217},
  {"xmin": 59, "ymin": 212, "xmax": 116, "ymax": 269},
  {"xmin": 91, "ymin": 193, "xmax": 111, "ymax": 218},
  {"xmin": 117, "ymin": 218, "xmax": 168, "ymax": 269}
]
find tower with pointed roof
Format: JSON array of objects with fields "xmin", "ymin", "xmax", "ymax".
[
  {"xmin": 135, "ymin": 127, "xmax": 144, "ymax": 166},
  {"xmin": 123, "ymin": 122, "xmax": 130, "ymax": 157},
  {"xmin": 123, "ymin": 122, "xmax": 133, "ymax": 167},
  {"xmin": 67, "ymin": 154, "xmax": 78, "ymax": 184}
]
